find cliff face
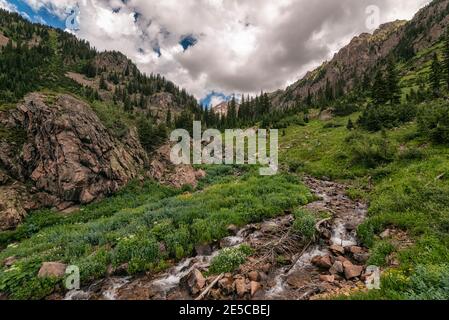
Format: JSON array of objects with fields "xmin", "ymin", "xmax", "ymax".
[
  {"xmin": 0, "ymin": 93, "xmax": 148, "ymax": 230},
  {"xmin": 272, "ymin": 0, "xmax": 449, "ymax": 108},
  {"xmin": 0, "ymin": 93, "xmax": 206, "ymax": 231}
]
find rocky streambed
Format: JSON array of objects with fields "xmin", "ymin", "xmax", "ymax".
[{"xmin": 64, "ymin": 176, "xmax": 370, "ymax": 300}]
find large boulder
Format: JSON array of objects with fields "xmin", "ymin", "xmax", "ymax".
[
  {"xmin": 181, "ymin": 269, "xmax": 206, "ymax": 295},
  {"xmin": 38, "ymin": 262, "xmax": 67, "ymax": 278}
]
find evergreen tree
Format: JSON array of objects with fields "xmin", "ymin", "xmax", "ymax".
[
  {"xmin": 386, "ymin": 59, "xmax": 400, "ymax": 104},
  {"xmin": 430, "ymin": 52, "xmax": 442, "ymax": 96},
  {"xmin": 372, "ymin": 71, "xmax": 388, "ymax": 105},
  {"xmin": 444, "ymin": 27, "xmax": 449, "ymax": 90},
  {"xmin": 99, "ymin": 75, "xmax": 108, "ymax": 90},
  {"xmin": 227, "ymin": 96, "xmax": 237, "ymax": 128}
]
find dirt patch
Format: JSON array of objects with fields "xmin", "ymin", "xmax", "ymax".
[
  {"xmin": 0, "ymin": 32, "xmax": 9, "ymax": 47},
  {"xmin": 65, "ymin": 72, "xmax": 97, "ymax": 89}
]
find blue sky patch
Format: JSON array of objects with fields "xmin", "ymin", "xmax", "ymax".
[
  {"xmin": 9, "ymin": 0, "xmax": 65, "ymax": 29},
  {"xmin": 200, "ymin": 91, "xmax": 232, "ymax": 108},
  {"xmin": 179, "ymin": 34, "xmax": 197, "ymax": 51}
]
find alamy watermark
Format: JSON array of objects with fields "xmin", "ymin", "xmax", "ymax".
[
  {"xmin": 65, "ymin": 3, "xmax": 81, "ymax": 31},
  {"xmin": 170, "ymin": 122, "xmax": 279, "ymax": 176}
]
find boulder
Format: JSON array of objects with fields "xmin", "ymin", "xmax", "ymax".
[
  {"xmin": 260, "ymin": 221, "xmax": 279, "ymax": 234},
  {"xmin": 344, "ymin": 262, "xmax": 364, "ymax": 280},
  {"xmin": 218, "ymin": 274, "xmax": 234, "ymax": 295},
  {"xmin": 181, "ymin": 269, "xmax": 206, "ymax": 295},
  {"xmin": 38, "ymin": 262, "xmax": 67, "ymax": 278},
  {"xmin": 248, "ymin": 271, "xmax": 260, "ymax": 282},
  {"xmin": 348, "ymin": 246, "xmax": 364, "ymax": 255},
  {"xmin": 353, "ymin": 252, "xmax": 370, "ymax": 264},
  {"xmin": 335, "ymin": 255, "xmax": 351, "ymax": 264},
  {"xmin": 329, "ymin": 261, "xmax": 344, "ymax": 274},
  {"xmin": 319, "ymin": 275, "xmax": 335, "ymax": 283},
  {"xmin": 2, "ymin": 256, "xmax": 17, "ymax": 268},
  {"xmin": 250, "ymin": 281, "xmax": 262, "ymax": 296},
  {"xmin": 234, "ymin": 277, "xmax": 248, "ymax": 297},
  {"xmin": 380, "ymin": 229, "xmax": 392, "ymax": 239},
  {"xmin": 312, "ymin": 255, "xmax": 333, "ymax": 269},
  {"xmin": 0, "ymin": 93, "xmax": 149, "ymax": 230},
  {"xmin": 261, "ymin": 263, "xmax": 272, "ymax": 273},
  {"xmin": 329, "ymin": 245, "xmax": 345, "ymax": 255}
]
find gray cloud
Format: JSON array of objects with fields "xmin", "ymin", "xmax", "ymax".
[{"xmin": 21, "ymin": 0, "xmax": 431, "ymax": 99}]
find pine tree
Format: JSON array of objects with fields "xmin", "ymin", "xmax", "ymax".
[
  {"xmin": 99, "ymin": 75, "xmax": 108, "ymax": 90},
  {"xmin": 372, "ymin": 71, "xmax": 388, "ymax": 105},
  {"xmin": 430, "ymin": 52, "xmax": 442, "ymax": 96},
  {"xmin": 444, "ymin": 27, "xmax": 449, "ymax": 90},
  {"xmin": 386, "ymin": 59, "xmax": 400, "ymax": 104},
  {"xmin": 166, "ymin": 108, "xmax": 172, "ymax": 127},
  {"xmin": 227, "ymin": 96, "xmax": 237, "ymax": 128}
]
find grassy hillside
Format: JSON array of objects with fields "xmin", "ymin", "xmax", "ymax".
[{"xmin": 280, "ymin": 113, "xmax": 449, "ymax": 299}]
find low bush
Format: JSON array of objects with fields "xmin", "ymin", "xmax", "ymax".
[
  {"xmin": 293, "ymin": 209, "xmax": 317, "ymax": 241},
  {"xmin": 358, "ymin": 103, "xmax": 416, "ymax": 132},
  {"xmin": 346, "ymin": 131, "xmax": 397, "ymax": 168},
  {"xmin": 208, "ymin": 245, "xmax": 253, "ymax": 274},
  {"xmin": 417, "ymin": 101, "xmax": 449, "ymax": 144}
]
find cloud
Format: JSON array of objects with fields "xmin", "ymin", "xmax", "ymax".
[
  {"xmin": 18, "ymin": 0, "xmax": 431, "ymax": 99},
  {"xmin": 0, "ymin": 0, "xmax": 18, "ymax": 12}
]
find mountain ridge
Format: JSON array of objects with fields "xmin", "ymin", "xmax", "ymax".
[{"xmin": 271, "ymin": 0, "xmax": 449, "ymax": 109}]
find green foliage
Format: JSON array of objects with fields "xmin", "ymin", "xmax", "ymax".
[
  {"xmin": 0, "ymin": 171, "xmax": 311, "ymax": 298},
  {"xmin": 357, "ymin": 104, "xmax": 417, "ymax": 132},
  {"xmin": 367, "ymin": 241, "xmax": 395, "ymax": 267},
  {"xmin": 208, "ymin": 245, "xmax": 253, "ymax": 274},
  {"xmin": 333, "ymin": 102, "xmax": 359, "ymax": 117},
  {"xmin": 417, "ymin": 101, "xmax": 449, "ymax": 144},
  {"xmin": 346, "ymin": 131, "xmax": 396, "ymax": 168},
  {"xmin": 444, "ymin": 27, "xmax": 449, "ymax": 90},
  {"xmin": 292, "ymin": 209, "xmax": 317, "ymax": 241},
  {"xmin": 137, "ymin": 117, "xmax": 168, "ymax": 152},
  {"xmin": 429, "ymin": 53, "xmax": 442, "ymax": 96}
]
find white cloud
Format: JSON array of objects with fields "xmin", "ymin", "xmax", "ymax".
[
  {"xmin": 19, "ymin": 0, "xmax": 432, "ymax": 99},
  {"xmin": 0, "ymin": 0, "xmax": 18, "ymax": 12}
]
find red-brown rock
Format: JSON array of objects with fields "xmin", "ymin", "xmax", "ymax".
[{"xmin": 38, "ymin": 262, "xmax": 67, "ymax": 278}]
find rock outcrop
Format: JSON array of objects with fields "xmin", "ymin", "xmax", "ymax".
[{"xmin": 0, "ymin": 93, "xmax": 206, "ymax": 230}]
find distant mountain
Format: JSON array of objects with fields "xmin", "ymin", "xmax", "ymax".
[{"xmin": 271, "ymin": 0, "xmax": 449, "ymax": 109}]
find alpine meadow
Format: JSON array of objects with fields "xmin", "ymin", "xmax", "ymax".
[{"xmin": 0, "ymin": 0, "xmax": 449, "ymax": 306}]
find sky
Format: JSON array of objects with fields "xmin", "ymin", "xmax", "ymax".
[{"xmin": 1, "ymin": 0, "xmax": 432, "ymax": 107}]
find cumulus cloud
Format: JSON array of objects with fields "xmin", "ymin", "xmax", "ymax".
[
  {"xmin": 18, "ymin": 0, "xmax": 431, "ymax": 100},
  {"xmin": 0, "ymin": 0, "xmax": 18, "ymax": 12}
]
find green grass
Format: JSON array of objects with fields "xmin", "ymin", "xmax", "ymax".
[
  {"xmin": 0, "ymin": 168, "xmax": 312, "ymax": 299},
  {"xmin": 279, "ymin": 106, "xmax": 449, "ymax": 300}
]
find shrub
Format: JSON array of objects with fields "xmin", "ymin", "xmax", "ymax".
[
  {"xmin": 345, "ymin": 131, "xmax": 396, "ymax": 168},
  {"xmin": 293, "ymin": 209, "xmax": 317, "ymax": 241},
  {"xmin": 417, "ymin": 102, "xmax": 449, "ymax": 144},
  {"xmin": 404, "ymin": 264, "xmax": 449, "ymax": 300},
  {"xmin": 367, "ymin": 241, "xmax": 395, "ymax": 267},
  {"xmin": 358, "ymin": 104, "xmax": 416, "ymax": 132},
  {"xmin": 208, "ymin": 245, "xmax": 253, "ymax": 274},
  {"xmin": 333, "ymin": 102, "xmax": 359, "ymax": 117}
]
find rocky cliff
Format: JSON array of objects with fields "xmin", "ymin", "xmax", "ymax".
[{"xmin": 0, "ymin": 93, "xmax": 203, "ymax": 230}]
